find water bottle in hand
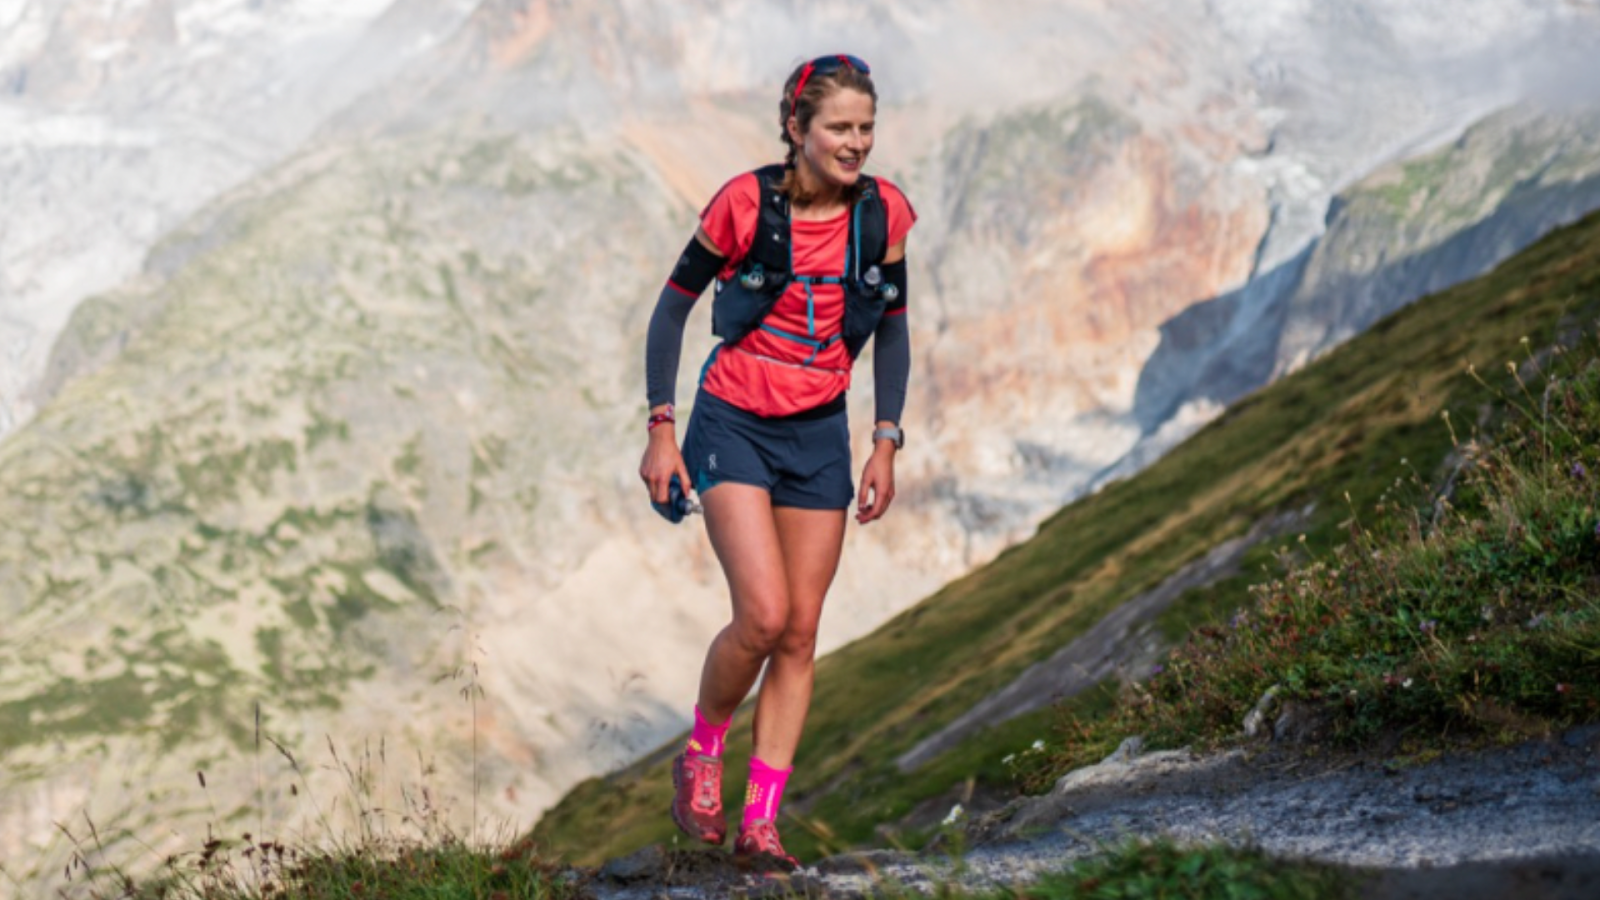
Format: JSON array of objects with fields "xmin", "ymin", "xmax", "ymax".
[{"xmin": 651, "ymin": 474, "xmax": 701, "ymax": 524}]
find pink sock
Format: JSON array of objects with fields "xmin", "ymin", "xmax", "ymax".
[
  {"xmin": 686, "ymin": 705, "xmax": 730, "ymax": 758},
  {"xmin": 741, "ymin": 756, "xmax": 793, "ymax": 829}
]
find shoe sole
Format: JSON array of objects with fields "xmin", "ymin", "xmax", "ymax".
[{"xmin": 732, "ymin": 846, "xmax": 799, "ymax": 872}]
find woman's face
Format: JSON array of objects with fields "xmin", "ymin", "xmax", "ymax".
[{"xmin": 790, "ymin": 87, "xmax": 876, "ymax": 191}]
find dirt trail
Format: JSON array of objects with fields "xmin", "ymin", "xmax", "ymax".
[{"xmin": 570, "ymin": 726, "xmax": 1600, "ymax": 899}]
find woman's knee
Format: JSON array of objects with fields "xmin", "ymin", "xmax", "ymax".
[
  {"xmin": 776, "ymin": 619, "xmax": 819, "ymax": 660},
  {"xmin": 731, "ymin": 599, "xmax": 789, "ymax": 655}
]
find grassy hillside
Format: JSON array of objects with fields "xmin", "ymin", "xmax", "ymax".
[
  {"xmin": 1022, "ymin": 288, "xmax": 1600, "ymax": 789},
  {"xmin": 532, "ymin": 210, "xmax": 1600, "ymax": 864}
]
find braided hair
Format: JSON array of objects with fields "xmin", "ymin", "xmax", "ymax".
[{"xmin": 777, "ymin": 58, "xmax": 877, "ymax": 207}]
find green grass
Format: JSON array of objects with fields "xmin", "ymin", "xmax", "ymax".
[
  {"xmin": 803, "ymin": 838, "xmax": 1350, "ymax": 899},
  {"xmin": 67, "ymin": 835, "xmax": 579, "ymax": 900},
  {"xmin": 533, "ymin": 210, "xmax": 1600, "ymax": 865},
  {"xmin": 1015, "ymin": 839, "xmax": 1352, "ymax": 900},
  {"xmin": 59, "ymin": 829, "xmax": 1348, "ymax": 900},
  {"xmin": 48, "ymin": 728, "xmax": 580, "ymax": 900},
  {"xmin": 823, "ymin": 837, "xmax": 1350, "ymax": 899},
  {"xmin": 1022, "ymin": 331, "xmax": 1600, "ymax": 784}
]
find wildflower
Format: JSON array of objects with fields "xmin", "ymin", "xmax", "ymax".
[
  {"xmin": 1402, "ymin": 678, "xmax": 1413, "ymax": 689},
  {"xmin": 1528, "ymin": 612, "xmax": 1550, "ymax": 629},
  {"xmin": 942, "ymin": 803, "xmax": 966, "ymax": 826},
  {"xmin": 1481, "ymin": 606, "xmax": 1495, "ymax": 624},
  {"xmin": 1031, "ymin": 739, "xmax": 1046, "ymax": 751},
  {"xmin": 1557, "ymin": 683, "xmax": 1571, "ymax": 695},
  {"xmin": 1151, "ymin": 664, "xmax": 1165, "ymax": 677},
  {"xmin": 1419, "ymin": 619, "xmax": 1437, "ymax": 635},
  {"xmin": 1573, "ymin": 461, "xmax": 1589, "ymax": 481},
  {"xmin": 1002, "ymin": 753, "xmax": 1017, "ymax": 765}
]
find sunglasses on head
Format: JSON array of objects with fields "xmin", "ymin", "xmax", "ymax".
[{"xmin": 793, "ymin": 54, "xmax": 871, "ymax": 104}]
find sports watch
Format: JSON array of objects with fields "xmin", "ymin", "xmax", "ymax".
[{"xmin": 872, "ymin": 425, "xmax": 905, "ymax": 449}]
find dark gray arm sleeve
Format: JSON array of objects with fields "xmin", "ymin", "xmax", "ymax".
[
  {"xmin": 873, "ymin": 312, "xmax": 910, "ymax": 425},
  {"xmin": 645, "ymin": 284, "xmax": 698, "ymax": 407}
]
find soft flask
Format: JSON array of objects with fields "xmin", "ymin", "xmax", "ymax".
[{"xmin": 651, "ymin": 474, "xmax": 701, "ymax": 524}]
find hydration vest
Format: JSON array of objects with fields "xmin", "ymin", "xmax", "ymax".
[{"xmin": 710, "ymin": 164, "xmax": 897, "ymax": 363}]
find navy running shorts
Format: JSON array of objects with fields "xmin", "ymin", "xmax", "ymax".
[{"xmin": 680, "ymin": 390, "xmax": 854, "ymax": 510}]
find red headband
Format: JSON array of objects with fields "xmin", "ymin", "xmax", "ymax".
[{"xmin": 792, "ymin": 54, "xmax": 871, "ymax": 106}]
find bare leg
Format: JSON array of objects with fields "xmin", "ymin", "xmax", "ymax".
[
  {"xmin": 695, "ymin": 483, "xmax": 792, "ymax": 722},
  {"xmin": 750, "ymin": 505, "xmax": 847, "ymax": 769}
]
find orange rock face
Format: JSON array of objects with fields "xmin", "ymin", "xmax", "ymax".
[
  {"xmin": 488, "ymin": 0, "xmax": 554, "ymax": 70},
  {"xmin": 915, "ymin": 105, "xmax": 1266, "ymax": 521}
]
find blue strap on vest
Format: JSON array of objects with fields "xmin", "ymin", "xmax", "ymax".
[
  {"xmin": 757, "ymin": 236, "xmax": 849, "ymax": 365},
  {"xmin": 710, "ymin": 166, "xmax": 889, "ymax": 361}
]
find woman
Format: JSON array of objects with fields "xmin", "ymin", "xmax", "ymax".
[{"xmin": 639, "ymin": 54, "xmax": 915, "ymax": 867}]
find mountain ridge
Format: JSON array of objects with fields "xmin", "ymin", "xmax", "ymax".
[{"xmin": 6, "ymin": 2, "xmax": 1600, "ymax": 894}]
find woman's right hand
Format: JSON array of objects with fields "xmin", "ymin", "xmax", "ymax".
[{"xmin": 640, "ymin": 421, "xmax": 693, "ymax": 505}]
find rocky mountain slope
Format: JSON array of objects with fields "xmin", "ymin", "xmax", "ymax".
[
  {"xmin": 0, "ymin": 0, "xmax": 477, "ymax": 434},
  {"xmin": 5, "ymin": 1, "xmax": 1600, "ymax": 894},
  {"xmin": 1121, "ymin": 105, "xmax": 1600, "ymax": 484}
]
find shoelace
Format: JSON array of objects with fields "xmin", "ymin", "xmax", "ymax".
[
  {"xmin": 695, "ymin": 760, "xmax": 721, "ymax": 810},
  {"xmin": 743, "ymin": 821, "xmax": 791, "ymax": 859}
]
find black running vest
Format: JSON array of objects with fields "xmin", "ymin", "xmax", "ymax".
[{"xmin": 710, "ymin": 164, "xmax": 895, "ymax": 363}]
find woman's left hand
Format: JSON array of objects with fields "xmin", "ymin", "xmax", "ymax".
[{"xmin": 856, "ymin": 443, "xmax": 897, "ymax": 524}]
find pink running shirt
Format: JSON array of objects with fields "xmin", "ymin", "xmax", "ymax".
[{"xmin": 697, "ymin": 171, "xmax": 916, "ymax": 418}]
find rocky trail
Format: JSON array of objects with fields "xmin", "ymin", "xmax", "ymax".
[{"xmin": 570, "ymin": 726, "xmax": 1600, "ymax": 899}]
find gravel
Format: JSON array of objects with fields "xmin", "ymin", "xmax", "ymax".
[{"xmin": 579, "ymin": 725, "xmax": 1600, "ymax": 899}]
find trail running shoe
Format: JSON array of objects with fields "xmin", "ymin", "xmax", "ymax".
[
  {"xmin": 670, "ymin": 752, "xmax": 726, "ymax": 845},
  {"xmin": 733, "ymin": 817, "xmax": 798, "ymax": 870}
]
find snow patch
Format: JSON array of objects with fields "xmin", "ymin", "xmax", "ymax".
[{"xmin": 0, "ymin": 107, "xmax": 158, "ymax": 148}]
